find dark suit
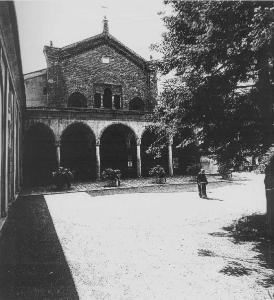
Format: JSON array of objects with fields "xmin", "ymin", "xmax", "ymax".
[{"xmin": 197, "ymin": 173, "xmax": 208, "ymax": 198}]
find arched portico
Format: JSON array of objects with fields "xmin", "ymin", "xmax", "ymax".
[
  {"xmin": 60, "ymin": 122, "xmax": 96, "ymax": 181},
  {"xmin": 24, "ymin": 116, "xmax": 158, "ymax": 181},
  {"xmin": 23, "ymin": 122, "xmax": 57, "ymax": 187},
  {"xmin": 100, "ymin": 123, "xmax": 138, "ymax": 177}
]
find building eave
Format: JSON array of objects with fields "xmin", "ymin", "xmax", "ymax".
[{"xmin": 24, "ymin": 68, "xmax": 47, "ymax": 80}]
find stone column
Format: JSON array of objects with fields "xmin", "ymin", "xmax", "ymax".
[
  {"xmin": 55, "ymin": 141, "xmax": 61, "ymax": 168},
  {"xmin": 96, "ymin": 139, "xmax": 101, "ymax": 180},
  {"xmin": 100, "ymin": 94, "xmax": 103, "ymax": 108},
  {"xmin": 112, "ymin": 95, "xmax": 115, "ymax": 109},
  {"xmin": 168, "ymin": 137, "xmax": 173, "ymax": 176},
  {"xmin": 136, "ymin": 138, "xmax": 141, "ymax": 177}
]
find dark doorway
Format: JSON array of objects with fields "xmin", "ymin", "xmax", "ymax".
[
  {"xmin": 68, "ymin": 92, "xmax": 87, "ymax": 108},
  {"xmin": 129, "ymin": 97, "xmax": 145, "ymax": 111},
  {"xmin": 61, "ymin": 123, "xmax": 96, "ymax": 181},
  {"xmin": 103, "ymin": 88, "xmax": 112, "ymax": 108},
  {"xmin": 141, "ymin": 128, "xmax": 168, "ymax": 176},
  {"xmin": 94, "ymin": 93, "xmax": 101, "ymax": 108},
  {"xmin": 101, "ymin": 124, "xmax": 137, "ymax": 177},
  {"xmin": 23, "ymin": 123, "xmax": 57, "ymax": 187},
  {"xmin": 114, "ymin": 95, "xmax": 121, "ymax": 109}
]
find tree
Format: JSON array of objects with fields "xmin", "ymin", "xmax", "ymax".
[{"xmin": 151, "ymin": 1, "xmax": 274, "ymax": 169}]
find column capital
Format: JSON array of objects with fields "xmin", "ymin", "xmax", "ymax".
[
  {"xmin": 168, "ymin": 136, "xmax": 173, "ymax": 146},
  {"xmin": 96, "ymin": 138, "xmax": 101, "ymax": 146},
  {"xmin": 136, "ymin": 138, "xmax": 141, "ymax": 146}
]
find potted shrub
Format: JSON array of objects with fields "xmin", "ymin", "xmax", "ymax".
[
  {"xmin": 52, "ymin": 167, "xmax": 74, "ymax": 190},
  {"xmin": 149, "ymin": 165, "xmax": 166, "ymax": 184},
  {"xmin": 102, "ymin": 168, "xmax": 121, "ymax": 187}
]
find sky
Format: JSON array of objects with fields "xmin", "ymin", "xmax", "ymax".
[{"xmin": 15, "ymin": 0, "xmax": 168, "ymax": 75}]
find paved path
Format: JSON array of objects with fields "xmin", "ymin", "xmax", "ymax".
[{"xmin": 44, "ymin": 174, "xmax": 274, "ymax": 299}]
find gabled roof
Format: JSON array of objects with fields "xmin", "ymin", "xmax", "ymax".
[
  {"xmin": 44, "ymin": 19, "xmax": 152, "ymax": 71},
  {"xmin": 62, "ymin": 32, "xmax": 147, "ymax": 68}
]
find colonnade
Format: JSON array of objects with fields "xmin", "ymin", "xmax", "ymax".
[{"xmin": 54, "ymin": 136, "xmax": 174, "ymax": 180}]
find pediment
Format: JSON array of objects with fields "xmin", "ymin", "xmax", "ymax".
[{"xmin": 58, "ymin": 33, "xmax": 148, "ymax": 70}]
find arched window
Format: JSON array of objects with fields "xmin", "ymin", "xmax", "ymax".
[
  {"xmin": 103, "ymin": 88, "xmax": 112, "ymax": 108},
  {"xmin": 129, "ymin": 97, "xmax": 145, "ymax": 111},
  {"xmin": 68, "ymin": 92, "xmax": 87, "ymax": 108},
  {"xmin": 94, "ymin": 93, "xmax": 101, "ymax": 108},
  {"xmin": 114, "ymin": 95, "xmax": 121, "ymax": 109}
]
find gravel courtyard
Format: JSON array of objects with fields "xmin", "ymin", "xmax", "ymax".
[{"xmin": 43, "ymin": 174, "xmax": 274, "ymax": 300}]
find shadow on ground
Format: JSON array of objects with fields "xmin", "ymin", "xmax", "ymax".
[
  {"xmin": 211, "ymin": 214, "xmax": 274, "ymax": 287},
  {"xmin": 0, "ymin": 195, "xmax": 79, "ymax": 300}
]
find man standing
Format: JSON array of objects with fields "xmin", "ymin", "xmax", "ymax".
[{"xmin": 197, "ymin": 169, "xmax": 208, "ymax": 198}]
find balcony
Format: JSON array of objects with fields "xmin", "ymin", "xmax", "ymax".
[{"xmin": 25, "ymin": 107, "xmax": 151, "ymax": 122}]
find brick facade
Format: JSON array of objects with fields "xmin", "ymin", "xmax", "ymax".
[
  {"xmin": 24, "ymin": 69, "xmax": 47, "ymax": 107},
  {"xmin": 42, "ymin": 32, "xmax": 157, "ymax": 110}
]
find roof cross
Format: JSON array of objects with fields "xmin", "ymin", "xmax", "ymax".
[{"xmin": 103, "ymin": 15, "xmax": 109, "ymax": 34}]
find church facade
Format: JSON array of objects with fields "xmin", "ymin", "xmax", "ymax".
[{"xmin": 24, "ymin": 19, "xmax": 177, "ymax": 186}]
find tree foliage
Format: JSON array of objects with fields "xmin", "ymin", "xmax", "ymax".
[{"xmin": 151, "ymin": 1, "xmax": 274, "ymax": 168}]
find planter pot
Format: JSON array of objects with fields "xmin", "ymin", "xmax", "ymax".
[
  {"xmin": 221, "ymin": 173, "xmax": 232, "ymax": 180},
  {"xmin": 106, "ymin": 178, "xmax": 120, "ymax": 187},
  {"xmin": 156, "ymin": 177, "xmax": 166, "ymax": 184},
  {"xmin": 54, "ymin": 176, "xmax": 71, "ymax": 190}
]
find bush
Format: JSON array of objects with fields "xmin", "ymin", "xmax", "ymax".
[
  {"xmin": 52, "ymin": 167, "xmax": 74, "ymax": 189},
  {"xmin": 102, "ymin": 168, "xmax": 121, "ymax": 187},
  {"xmin": 149, "ymin": 165, "xmax": 166, "ymax": 184},
  {"xmin": 102, "ymin": 168, "xmax": 121, "ymax": 180},
  {"xmin": 149, "ymin": 165, "xmax": 166, "ymax": 178}
]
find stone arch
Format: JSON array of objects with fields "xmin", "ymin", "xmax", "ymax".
[
  {"xmin": 103, "ymin": 88, "xmax": 112, "ymax": 108},
  {"xmin": 60, "ymin": 121, "xmax": 96, "ymax": 142},
  {"xmin": 129, "ymin": 97, "xmax": 145, "ymax": 111},
  {"xmin": 98, "ymin": 122, "xmax": 138, "ymax": 141},
  {"xmin": 68, "ymin": 92, "xmax": 87, "ymax": 108},
  {"xmin": 60, "ymin": 122, "xmax": 96, "ymax": 181},
  {"xmin": 23, "ymin": 122, "xmax": 57, "ymax": 187},
  {"xmin": 100, "ymin": 123, "xmax": 138, "ymax": 177},
  {"xmin": 25, "ymin": 120, "xmax": 57, "ymax": 141}
]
